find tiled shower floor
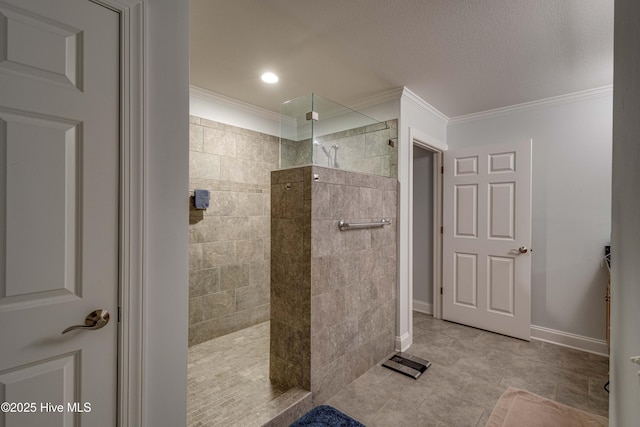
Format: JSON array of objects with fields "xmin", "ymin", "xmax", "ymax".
[{"xmin": 187, "ymin": 321, "xmax": 308, "ymax": 427}]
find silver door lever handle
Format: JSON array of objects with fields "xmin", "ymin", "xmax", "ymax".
[{"xmin": 62, "ymin": 309, "xmax": 110, "ymax": 334}]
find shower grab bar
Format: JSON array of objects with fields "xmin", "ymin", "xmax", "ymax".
[{"xmin": 338, "ymin": 218, "xmax": 391, "ymax": 231}]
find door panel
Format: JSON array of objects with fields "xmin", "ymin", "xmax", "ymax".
[
  {"xmin": 454, "ymin": 252, "xmax": 477, "ymax": 308},
  {"xmin": 0, "ymin": 0, "xmax": 119, "ymax": 425},
  {"xmin": 443, "ymin": 140, "xmax": 532, "ymax": 340},
  {"xmin": 454, "ymin": 184, "xmax": 478, "ymax": 238}
]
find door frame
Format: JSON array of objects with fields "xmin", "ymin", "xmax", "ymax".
[
  {"xmin": 90, "ymin": 0, "xmax": 146, "ymax": 425},
  {"xmin": 407, "ymin": 127, "xmax": 447, "ymax": 343}
]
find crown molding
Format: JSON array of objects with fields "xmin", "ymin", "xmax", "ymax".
[
  {"xmin": 401, "ymin": 87, "xmax": 450, "ymax": 124},
  {"xmin": 347, "ymin": 87, "xmax": 404, "ymax": 111},
  {"xmin": 449, "ymin": 85, "xmax": 614, "ymax": 125},
  {"xmin": 189, "ymin": 85, "xmax": 281, "ymax": 123}
]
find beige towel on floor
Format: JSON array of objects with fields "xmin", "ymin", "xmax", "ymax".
[{"xmin": 486, "ymin": 387, "xmax": 608, "ymax": 427}]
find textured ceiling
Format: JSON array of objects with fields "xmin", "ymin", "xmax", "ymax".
[{"xmin": 190, "ymin": 0, "xmax": 613, "ymax": 118}]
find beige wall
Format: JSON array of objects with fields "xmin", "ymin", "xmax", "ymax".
[{"xmin": 188, "ymin": 116, "xmax": 279, "ymax": 345}]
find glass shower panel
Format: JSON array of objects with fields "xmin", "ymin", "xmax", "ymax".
[
  {"xmin": 279, "ymin": 93, "xmax": 313, "ymax": 168},
  {"xmin": 279, "ymin": 93, "xmax": 397, "ymax": 177}
]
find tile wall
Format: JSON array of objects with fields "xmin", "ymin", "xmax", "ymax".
[
  {"xmin": 188, "ymin": 116, "xmax": 279, "ymax": 346},
  {"xmin": 270, "ymin": 166, "xmax": 398, "ymax": 404}
]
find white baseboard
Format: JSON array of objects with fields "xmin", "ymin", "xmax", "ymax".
[
  {"xmin": 413, "ymin": 299, "xmax": 433, "ymax": 315},
  {"xmin": 396, "ymin": 332, "xmax": 411, "ymax": 352},
  {"xmin": 530, "ymin": 325, "xmax": 609, "ymax": 357}
]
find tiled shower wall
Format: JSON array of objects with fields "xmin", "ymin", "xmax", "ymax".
[
  {"xmin": 270, "ymin": 166, "xmax": 398, "ymax": 404},
  {"xmin": 280, "ymin": 120, "xmax": 398, "ymax": 178},
  {"xmin": 188, "ymin": 116, "xmax": 279, "ymax": 346}
]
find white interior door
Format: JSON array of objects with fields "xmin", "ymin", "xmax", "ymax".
[
  {"xmin": 442, "ymin": 140, "xmax": 532, "ymax": 340},
  {"xmin": 0, "ymin": 0, "xmax": 120, "ymax": 425}
]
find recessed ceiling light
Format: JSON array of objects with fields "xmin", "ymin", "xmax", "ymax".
[{"xmin": 261, "ymin": 72, "xmax": 279, "ymax": 84}]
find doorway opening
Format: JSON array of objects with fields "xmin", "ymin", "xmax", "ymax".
[
  {"xmin": 408, "ymin": 130, "xmax": 447, "ymax": 344},
  {"xmin": 412, "ymin": 147, "xmax": 435, "ymax": 315}
]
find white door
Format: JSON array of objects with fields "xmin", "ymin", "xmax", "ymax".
[
  {"xmin": 0, "ymin": 0, "xmax": 119, "ymax": 425},
  {"xmin": 442, "ymin": 140, "xmax": 532, "ymax": 340}
]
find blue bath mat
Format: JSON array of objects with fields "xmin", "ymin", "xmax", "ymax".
[{"xmin": 290, "ymin": 405, "xmax": 365, "ymax": 427}]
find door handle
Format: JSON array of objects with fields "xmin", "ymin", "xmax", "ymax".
[
  {"xmin": 62, "ymin": 309, "xmax": 110, "ymax": 334},
  {"xmin": 518, "ymin": 246, "xmax": 528, "ymax": 254}
]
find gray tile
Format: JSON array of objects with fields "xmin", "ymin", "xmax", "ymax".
[
  {"xmin": 330, "ymin": 183, "xmax": 360, "ymax": 219},
  {"xmin": 272, "ymin": 167, "xmax": 305, "ymax": 184},
  {"xmin": 202, "ymin": 290, "xmax": 235, "ymax": 320},
  {"xmin": 418, "ymin": 364, "xmax": 472, "ymax": 395},
  {"xmin": 562, "ymin": 357, "xmax": 610, "ymax": 378},
  {"xmin": 365, "ymin": 129, "xmax": 393, "ymax": 157},
  {"xmin": 409, "ymin": 342, "xmax": 464, "ymax": 367},
  {"xmin": 187, "ymin": 322, "xmax": 299, "ymax": 427},
  {"xmin": 189, "ymin": 297, "xmax": 203, "ymax": 325},
  {"xmin": 250, "ymin": 216, "xmax": 270, "ymax": 239},
  {"xmin": 311, "ymin": 355, "xmax": 347, "ymax": 405},
  {"xmin": 343, "ymin": 227, "xmax": 371, "ymax": 252},
  {"xmin": 189, "ymin": 268, "xmax": 220, "ymax": 297},
  {"xmin": 189, "ymin": 244, "xmax": 204, "ymax": 270},
  {"xmin": 250, "ymin": 261, "xmax": 270, "ymax": 287},
  {"xmin": 412, "ymin": 328, "xmax": 456, "ymax": 348},
  {"xmin": 345, "ymin": 171, "xmax": 371, "ymax": 187},
  {"xmin": 188, "ymin": 308, "xmax": 609, "ymax": 427},
  {"xmin": 220, "ymin": 264, "xmax": 251, "ymax": 291},
  {"xmin": 531, "ymin": 362, "xmax": 590, "ymax": 395},
  {"xmin": 190, "ymin": 151, "xmax": 221, "ymax": 180},
  {"xmin": 472, "ymin": 329, "xmax": 523, "ymax": 354},
  {"xmin": 498, "ymin": 374, "xmax": 558, "ymax": 400},
  {"xmin": 589, "ymin": 376, "xmax": 610, "ymax": 402},
  {"xmin": 311, "ymin": 166, "xmax": 345, "ymax": 185},
  {"xmin": 203, "ymin": 241, "xmax": 236, "ymax": 267},
  {"xmin": 236, "ymin": 134, "xmax": 263, "ymax": 161},
  {"xmin": 235, "ymin": 285, "xmax": 269, "ymax": 311},
  {"xmin": 370, "ymin": 367, "xmax": 432, "ymax": 407},
  {"xmin": 369, "ymin": 397, "xmax": 440, "ymax": 427},
  {"xmin": 326, "ymin": 381, "xmax": 390, "ymax": 426},
  {"xmin": 311, "ymin": 219, "xmax": 344, "ymax": 257},
  {"xmin": 203, "ymin": 127, "xmax": 236, "ymax": 157},
  {"xmin": 382, "ymin": 189, "xmax": 398, "ymax": 218},
  {"xmin": 459, "ymin": 376, "xmax": 507, "ymax": 409},
  {"xmin": 263, "ymin": 139, "xmax": 280, "ymax": 165},
  {"xmin": 344, "ymin": 343, "xmax": 374, "ymax": 385},
  {"xmin": 556, "ymin": 385, "xmax": 609, "ymax": 417},
  {"xmin": 441, "ymin": 322, "xmax": 484, "ymax": 340},
  {"xmin": 515, "ymin": 340, "xmax": 566, "ymax": 367},
  {"xmin": 351, "ymin": 364, "xmax": 392, "ymax": 389},
  {"xmin": 236, "ymin": 239, "xmax": 265, "ymax": 263},
  {"xmin": 451, "ymin": 355, "xmax": 504, "ymax": 385},
  {"xmin": 190, "ymin": 123, "xmax": 203, "ymax": 152},
  {"xmin": 311, "ymin": 182, "xmax": 331, "ymax": 219},
  {"xmin": 417, "ymin": 390, "xmax": 485, "ymax": 427},
  {"xmin": 311, "ymin": 289, "xmax": 345, "ymax": 332}
]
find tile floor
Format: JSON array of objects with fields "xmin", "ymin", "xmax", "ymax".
[
  {"xmin": 187, "ymin": 313, "xmax": 609, "ymax": 427},
  {"xmin": 187, "ymin": 321, "xmax": 308, "ymax": 427},
  {"xmin": 327, "ymin": 312, "xmax": 609, "ymax": 427}
]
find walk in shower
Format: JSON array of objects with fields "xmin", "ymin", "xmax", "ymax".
[{"xmin": 187, "ymin": 93, "xmax": 398, "ymax": 427}]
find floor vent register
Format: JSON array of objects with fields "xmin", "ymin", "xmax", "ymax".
[{"xmin": 382, "ymin": 353, "xmax": 432, "ymax": 379}]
